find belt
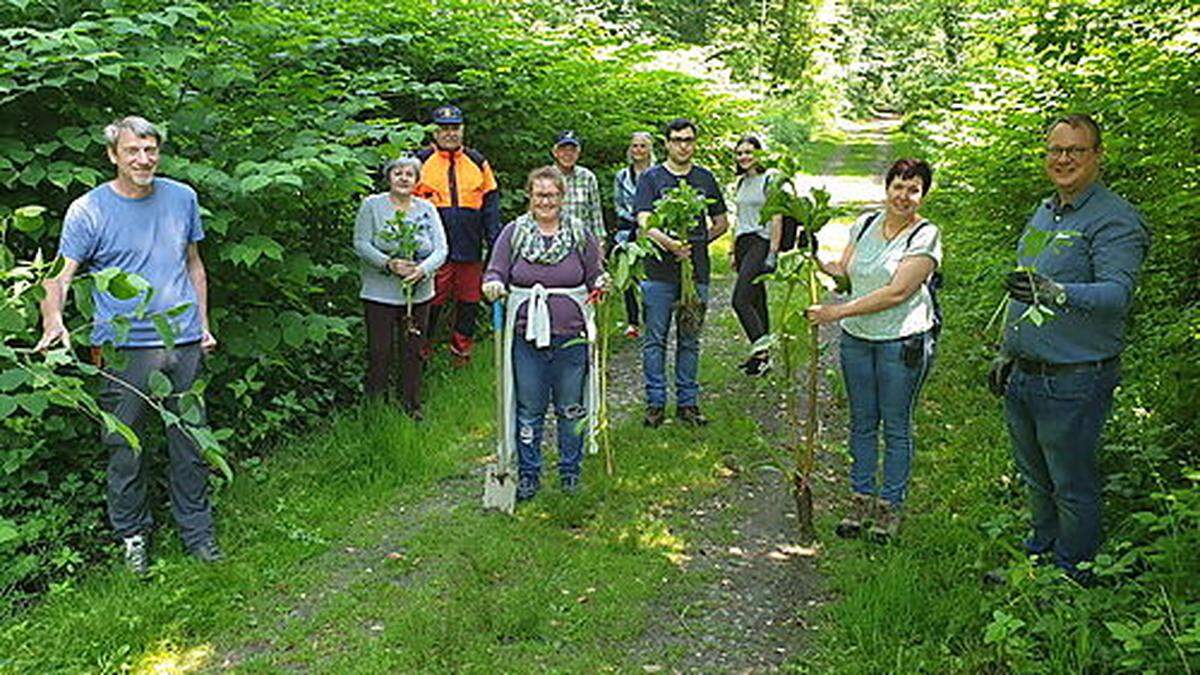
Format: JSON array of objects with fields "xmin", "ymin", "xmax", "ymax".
[{"xmin": 1014, "ymin": 355, "xmax": 1117, "ymax": 376}]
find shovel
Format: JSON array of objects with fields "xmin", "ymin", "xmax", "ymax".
[{"xmin": 483, "ymin": 299, "xmax": 516, "ymax": 514}]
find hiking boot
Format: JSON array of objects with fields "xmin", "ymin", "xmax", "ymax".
[
  {"xmin": 624, "ymin": 325, "xmax": 640, "ymax": 339},
  {"xmin": 516, "ymin": 474, "xmax": 540, "ymax": 502},
  {"xmin": 189, "ymin": 539, "xmax": 224, "ymax": 563},
  {"xmin": 560, "ymin": 474, "xmax": 581, "ymax": 495},
  {"xmin": 449, "ymin": 332, "xmax": 474, "ymax": 367},
  {"xmin": 643, "ymin": 406, "xmax": 665, "ymax": 428},
  {"xmin": 676, "ymin": 405, "xmax": 709, "ymax": 427},
  {"xmin": 122, "ymin": 534, "xmax": 149, "ymax": 577},
  {"xmin": 867, "ymin": 498, "xmax": 902, "ymax": 543},
  {"xmin": 834, "ymin": 492, "xmax": 873, "ymax": 539}
]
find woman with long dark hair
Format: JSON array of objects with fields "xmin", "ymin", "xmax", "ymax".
[{"xmin": 731, "ymin": 135, "xmax": 783, "ymax": 376}]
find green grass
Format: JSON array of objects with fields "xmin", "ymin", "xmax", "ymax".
[{"xmin": 0, "ymin": 268, "xmax": 784, "ymax": 672}]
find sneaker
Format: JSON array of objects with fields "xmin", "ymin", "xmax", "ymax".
[
  {"xmin": 189, "ymin": 539, "xmax": 224, "ymax": 563},
  {"xmin": 643, "ymin": 406, "xmax": 665, "ymax": 428},
  {"xmin": 834, "ymin": 493, "xmax": 873, "ymax": 539},
  {"xmin": 867, "ymin": 498, "xmax": 902, "ymax": 543},
  {"xmin": 123, "ymin": 534, "xmax": 149, "ymax": 576},
  {"xmin": 560, "ymin": 474, "xmax": 581, "ymax": 495},
  {"xmin": 745, "ymin": 355, "xmax": 771, "ymax": 377},
  {"xmin": 516, "ymin": 474, "xmax": 540, "ymax": 502},
  {"xmin": 676, "ymin": 405, "xmax": 709, "ymax": 427},
  {"xmin": 623, "ymin": 325, "xmax": 640, "ymax": 339}
]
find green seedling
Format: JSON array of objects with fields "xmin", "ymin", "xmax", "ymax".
[
  {"xmin": 985, "ymin": 229, "xmax": 1079, "ymax": 338},
  {"xmin": 378, "ymin": 212, "xmax": 424, "ymax": 325}
]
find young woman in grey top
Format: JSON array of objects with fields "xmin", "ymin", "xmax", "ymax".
[
  {"xmin": 806, "ymin": 158, "xmax": 942, "ymax": 541},
  {"xmin": 353, "ymin": 156, "xmax": 448, "ymax": 417},
  {"xmin": 730, "ymin": 136, "xmax": 782, "ymax": 376}
]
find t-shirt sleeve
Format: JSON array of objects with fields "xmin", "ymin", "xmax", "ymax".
[
  {"xmin": 187, "ymin": 190, "xmax": 205, "ymax": 243},
  {"xmin": 58, "ymin": 199, "xmax": 96, "ymax": 264},
  {"xmin": 633, "ymin": 170, "xmax": 657, "ymax": 216},
  {"xmin": 703, "ymin": 171, "xmax": 727, "ymax": 217},
  {"xmin": 904, "ymin": 222, "xmax": 942, "ymax": 268}
]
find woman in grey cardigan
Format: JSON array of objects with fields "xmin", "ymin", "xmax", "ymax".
[{"xmin": 354, "ymin": 156, "xmax": 447, "ymax": 418}]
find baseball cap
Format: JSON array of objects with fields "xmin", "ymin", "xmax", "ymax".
[
  {"xmin": 432, "ymin": 105, "xmax": 464, "ymax": 125},
  {"xmin": 554, "ymin": 130, "xmax": 580, "ymax": 147}
]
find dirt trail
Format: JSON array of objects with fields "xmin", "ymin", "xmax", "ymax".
[{"xmin": 624, "ymin": 118, "xmax": 898, "ymax": 672}]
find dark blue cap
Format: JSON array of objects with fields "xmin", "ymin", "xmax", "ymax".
[
  {"xmin": 432, "ymin": 105, "xmax": 464, "ymax": 125},
  {"xmin": 554, "ymin": 130, "xmax": 580, "ymax": 147}
]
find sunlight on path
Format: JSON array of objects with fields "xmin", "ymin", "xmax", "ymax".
[{"xmin": 804, "ymin": 117, "xmax": 899, "ymax": 265}]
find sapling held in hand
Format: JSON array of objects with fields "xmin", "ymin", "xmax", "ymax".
[{"xmin": 646, "ymin": 183, "xmax": 711, "ymax": 324}]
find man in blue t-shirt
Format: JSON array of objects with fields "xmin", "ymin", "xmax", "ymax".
[
  {"xmin": 634, "ymin": 118, "xmax": 729, "ymax": 428},
  {"xmin": 37, "ymin": 116, "xmax": 221, "ymax": 575}
]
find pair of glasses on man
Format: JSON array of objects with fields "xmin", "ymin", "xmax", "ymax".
[{"xmin": 1045, "ymin": 145, "xmax": 1096, "ymax": 159}]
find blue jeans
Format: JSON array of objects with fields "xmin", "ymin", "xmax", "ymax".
[
  {"xmin": 839, "ymin": 330, "xmax": 933, "ymax": 507},
  {"xmin": 641, "ymin": 280, "xmax": 710, "ymax": 408},
  {"xmin": 1004, "ymin": 360, "xmax": 1119, "ymax": 569},
  {"xmin": 512, "ymin": 334, "xmax": 589, "ymax": 480}
]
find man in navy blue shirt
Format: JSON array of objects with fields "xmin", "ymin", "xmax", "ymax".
[
  {"xmin": 634, "ymin": 118, "xmax": 729, "ymax": 427},
  {"xmin": 37, "ymin": 116, "xmax": 221, "ymax": 575},
  {"xmin": 990, "ymin": 114, "xmax": 1149, "ymax": 582}
]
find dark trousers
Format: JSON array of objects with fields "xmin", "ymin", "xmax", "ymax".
[
  {"xmin": 1004, "ymin": 360, "xmax": 1119, "ymax": 568},
  {"xmin": 101, "ymin": 343, "xmax": 214, "ymax": 550},
  {"xmin": 732, "ymin": 234, "xmax": 770, "ymax": 347},
  {"xmin": 364, "ymin": 299, "xmax": 431, "ymax": 411}
]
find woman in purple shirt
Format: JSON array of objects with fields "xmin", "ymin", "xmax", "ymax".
[{"xmin": 483, "ymin": 166, "xmax": 606, "ymax": 502}]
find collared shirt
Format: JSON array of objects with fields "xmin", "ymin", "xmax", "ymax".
[
  {"xmin": 560, "ymin": 165, "xmax": 604, "ymax": 239},
  {"xmin": 1003, "ymin": 182, "xmax": 1149, "ymax": 364}
]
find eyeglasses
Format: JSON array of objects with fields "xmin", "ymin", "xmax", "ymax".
[
  {"xmin": 532, "ymin": 192, "xmax": 561, "ymax": 202},
  {"xmin": 1045, "ymin": 145, "xmax": 1095, "ymax": 160},
  {"xmin": 667, "ymin": 136, "xmax": 696, "ymax": 146}
]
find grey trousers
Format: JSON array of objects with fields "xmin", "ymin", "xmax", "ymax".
[{"xmin": 100, "ymin": 342, "xmax": 214, "ymax": 550}]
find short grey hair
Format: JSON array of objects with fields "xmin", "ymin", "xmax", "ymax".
[
  {"xmin": 104, "ymin": 116, "xmax": 162, "ymax": 149},
  {"xmin": 383, "ymin": 155, "xmax": 423, "ymax": 178}
]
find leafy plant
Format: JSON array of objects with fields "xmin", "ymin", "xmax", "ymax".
[
  {"xmin": 595, "ymin": 237, "xmax": 655, "ymax": 475},
  {"xmin": 645, "ymin": 183, "xmax": 711, "ymax": 326},
  {"xmin": 377, "ymin": 211, "xmax": 423, "ymax": 321},
  {"xmin": 985, "ymin": 229, "xmax": 1078, "ymax": 338},
  {"xmin": 754, "ymin": 181, "xmax": 836, "ymax": 540}
]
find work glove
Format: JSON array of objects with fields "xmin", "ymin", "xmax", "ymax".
[
  {"xmin": 1005, "ymin": 270, "xmax": 1066, "ymax": 308},
  {"xmin": 481, "ymin": 280, "xmax": 506, "ymax": 302},
  {"xmin": 761, "ymin": 251, "xmax": 778, "ymax": 274},
  {"xmin": 988, "ymin": 356, "xmax": 1014, "ymax": 397}
]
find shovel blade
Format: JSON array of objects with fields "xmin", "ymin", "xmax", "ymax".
[{"xmin": 482, "ymin": 463, "xmax": 516, "ymax": 514}]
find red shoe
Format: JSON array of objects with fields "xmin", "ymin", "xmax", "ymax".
[
  {"xmin": 624, "ymin": 325, "xmax": 640, "ymax": 339},
  {"xmin": 449, "ymin": 332, "xmax": 473, "ymax": 366}
]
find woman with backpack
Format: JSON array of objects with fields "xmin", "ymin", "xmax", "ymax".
[
  {"xmin": 805, "ymin": 158, "xmax": 942, "ymax": 541},
  {"xmin": 730, "ymin": 136, "xmax": 783, "ymax": 376},
  {"xmin": 482, "ymin": 166, "xmax": 607, "ymax": 502}
]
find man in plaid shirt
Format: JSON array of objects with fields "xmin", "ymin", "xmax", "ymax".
[{"xmin": 551, "ymin": 131, "xmax": 605, "ymax": 245}]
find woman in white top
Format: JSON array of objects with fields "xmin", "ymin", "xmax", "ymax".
[
  {"xmin": 730, "ymin": 136, "xmax": 783, "ymax": 376},
  {"xmin": 806, "ymin": 158, "xmax": 942, "ymax": 541}
]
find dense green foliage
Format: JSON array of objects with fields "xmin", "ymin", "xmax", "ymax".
[
  {"xmin": 0, "ymin": 0, "xmax": 737, "ymax": 606},
  {"xmin": 814, "ymin": 0, "xmax": 1199, "ymax": 670}
]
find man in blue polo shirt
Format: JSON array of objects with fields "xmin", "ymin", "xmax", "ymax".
[
  {"xmin": 37, "ymin": 116, "xmax": 221, "ymax": 575},
  {"xmin": 634, "ymin": 118, "xmax": 729, "ymax": 428},
  {"xmin": 989, "ymin": 113, "xmax": 1149, "ymax": 583}
]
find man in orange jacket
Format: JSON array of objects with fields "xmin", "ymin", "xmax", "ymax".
[{"xmin": 415, "ymin": 104, "xmax": 502, "ymax": 364}]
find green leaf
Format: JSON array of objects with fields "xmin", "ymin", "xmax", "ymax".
[
  {"xmin": 0, "ymin": 397, "xmax": 16, "ymax": 420},
  {"xmin": 100, "ymin": 410, "xmax": 141, "ymax": 451},
  {"xmin": 18, "ymin": 392, "xmax": 48, "ymax": 416},
  {"xmin": 0, "ymin": 518, "xmax": 18, "ymax": 545},
  {"xmin": 107, "ymin": 271, "xmax": 149, "ymax": 301},
  {"xmin": 12, "ymin": 205, "xmax": 46, "ymax": 232},
  {"xmin": 151, "ymin": 314, "xmax": 176, "ymax": 349},
  {"xmin": 0, "ymin": 368, "xmax": 29, "ymax": 392},
  {"xmin": 280, "ymin": 311, "xmax": 307, "ymax": 347},
  {"xmin": 148, "ymin": 370, "xmax": 172, "ymax": 398}
]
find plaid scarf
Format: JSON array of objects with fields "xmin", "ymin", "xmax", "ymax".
[{"xmin": 510, "ymin": 212, "xmax": 587, "ymax": 266}]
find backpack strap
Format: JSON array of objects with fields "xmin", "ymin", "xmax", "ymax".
[{"xmin": 854, "ymin": 211, "xmax": 884, "ymax": 245}]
